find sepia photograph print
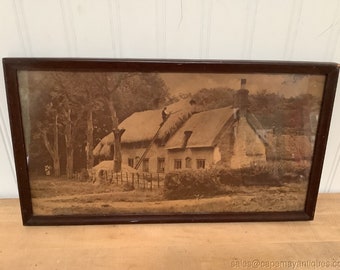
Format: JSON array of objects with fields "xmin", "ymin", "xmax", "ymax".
[{"xmin": 3, "ymin": 59, "xmax": 339, "ymax": 225}]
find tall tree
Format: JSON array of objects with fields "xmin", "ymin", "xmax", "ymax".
[
  {"xmin": 26, "ymin": 71, "xmax": 62, "ymax": 177},
  {"xmin": 26, "ymin": 70, "xmax": 170, "ymax": 176},
  {"xmin": 93, "ymin": 72, "xmax": 170, "ymax": 172},
  {"xmin": 99, "ymin": 73, "xmax": 129, "ymax": 172},
  {"xmin": 49, "ymin": 72, "xmax": 83, "ymax": 178},
  {"xmin": 75, "ymin": 72, "xmax": 105, "ymax": 171},
  {"xmin": 39, "ymin": 107, "xmax": 61, "ymax": 177},
  {"xmin": 37, "ymin": 103, "xmax": 60, "ymax": 177}
]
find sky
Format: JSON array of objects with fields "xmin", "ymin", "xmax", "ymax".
[
  {"xmin": 19, "ymin": 70, "xmax": 326, "ymax": 99},
  {"xmin": 160, "ymin": 73, "xmax": 325, "ymax": 98}
]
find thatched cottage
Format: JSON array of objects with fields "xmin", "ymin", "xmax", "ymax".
[
  {"xmin": 93, "ymin": 99, "xmax": 194, "ymax": 173},
  {"xmin": 94, "ymin": 79, "xmax": 271, "ymax": 173},
  {"xmin": 165, "ymin": 106, "xmax": 267, "ymax": 170},
  {"xmin": 162, "ymin": 79, "xmax": 267, "ymax": 171}
]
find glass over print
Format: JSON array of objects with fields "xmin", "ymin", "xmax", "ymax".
[{"xmin": 3, "ymin": 58, "xmax": 338, "ymax": 225}]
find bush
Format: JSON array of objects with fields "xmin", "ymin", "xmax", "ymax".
[
  {"xmin": 164, "ymin": 169, "xmax": 226, "ymax": 200},
  {"xmin": 218, "ymin": 161, "xmax": 310, "ymax": 186},
  {"xmin": 219, "ymin": 166, "xmax": 280, "ymax": 186},
  {"xmin": 163, "ymin": 161, "xmax": 309, "ymax": 200}
]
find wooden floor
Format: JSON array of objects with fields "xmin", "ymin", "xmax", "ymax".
[{"xmin": 1, "ymin": 194, "xmax": 340, "ymax": 270}]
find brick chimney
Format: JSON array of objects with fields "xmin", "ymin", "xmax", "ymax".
[
  {"xmin": 241, "ymin": 78, "xmax": 247, "ymax": 89},
  {"xmin": 234, "ymin": 78, "xmax": 249, "ymax": 117}
]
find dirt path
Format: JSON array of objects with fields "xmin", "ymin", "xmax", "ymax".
[
  {"xmin": 32, "ymin": 189, "xmax": 305, "ymax": 216},
  {"xmin": 30, "ymin": 176, "xmax": 308, "ymax": 216}
]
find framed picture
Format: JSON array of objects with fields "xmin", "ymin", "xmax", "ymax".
[{"xmin": 3, "ymin": 58, "xmax": 339, "ymax": 225}]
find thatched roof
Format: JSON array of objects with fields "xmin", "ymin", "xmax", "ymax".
[
  {"xmin": 93, "ymin": 136, "xmax": 113, "ymax": 158},
  {"xmin": 246, "ymin": 112, "xmax": 269, "ymax": 145},
  {"xmin": 266, "ymin": 134, "xmax": 313, "ymax": 161},
  {"xmin": 165, "ymin": 106, "xmax": 236, "ymax": 149},
  {"xmin": 120, "ymin": 109, "xmax": 163, "ymax": 143},
  {"xmin": 157, "ymin": 99, "xmax": 194, "ymax": 142},
  {"xmin": 93, "ymin": 99, "xmax": 194, "ymax": 157}
]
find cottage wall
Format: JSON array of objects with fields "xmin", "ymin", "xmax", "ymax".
[
  {"xmin": 215, "ymin": 124, "xmax": 235, "ymax": 167},
  {"xmin": 121, "ymin": 143, "xmax": 167, "ymax": 173},
  {"xmin": 167, "ymin": 147, "xmax": 214, "ymax": 171},
  {"xmin": 230, "ymin": 117, "xmax": 266, "ymax": 169},
  {"xmin": 119, "ymin": 115, "xmax": 266, "ymax": 172}
]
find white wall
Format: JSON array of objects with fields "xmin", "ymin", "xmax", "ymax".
[{"xmin": 1, "ymin": 0, "xmax": 340, "ymax": 198}]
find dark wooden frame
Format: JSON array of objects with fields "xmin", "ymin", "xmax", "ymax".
[{"xmin": 2, "ymin": 58, "xmax": 339, "ymax": 226}]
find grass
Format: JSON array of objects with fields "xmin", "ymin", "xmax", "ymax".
[{"xmin": 30, "ymin": 167, "xmax": 309, "ymax": 216}]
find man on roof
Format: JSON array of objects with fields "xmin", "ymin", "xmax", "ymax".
[{"xmin": 162, "ymin": 107, "xmax": 170, "ymax": 123}]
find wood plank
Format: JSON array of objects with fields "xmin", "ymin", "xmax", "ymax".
[
  {"xmin": 251, "ymin": 0, "xmax": 295, "ymax": 60},
  {"xmin": 67, "ymin": 0, "xmax": 115, "ymax": 57},
  {"xmin": 208, "ymin": 0, "xmax": 249, "ymax": 60},
  {"xmin": 119, "ymin": 0, "xmax": 158, "ymax": 58},
  {"xmin": 1, "ymin": 194, "xmax": 340, "ymax": 269},
  {"xmin": 165, "ymin": 0, "xmax": 203, "ymax": 59},
  {"xmin": 292, "ymin": 0, "xmax": 340, "ymax": 61},
  {"xmin": 18, "ymin": 0, "xmax": 69, "ymax": 57}
]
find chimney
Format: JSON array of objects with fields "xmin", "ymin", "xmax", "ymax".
[
  {"xmin": 234, "ymin": 78, "xmax": 249, "ymax": 117},
  {"xmin": 182, "ymin": 130, "xmax": 193, "ymax": 149},
  {"xmin": 241, "ymin": 78, "xmax": 247, "ymax": 89}
]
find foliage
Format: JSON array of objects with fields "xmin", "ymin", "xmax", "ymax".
[
  {"xmin": 191, "ymin": 87, "xmax": 235, "ymax": 111},
  {"xmin": 191, "ymin": 87, "xmax": 321, "ymax": 135},
  {"xmin": 164, "ymin": 161, "xmax": 309, "ymax": 200},
  {"xmin": 249, "ymin": 90, "xmax": 321, "ymax": 134},
  {"xmin": 112, "ymin": 73, "xmax": 170, "ymax": 121},
  {"xmin": 218, "ymin": 161, "xmax": 310, "ymax": 186},
  {"xmin": 164, "ymin": 169, "xmax": 226, "ymax": 200},
  {"xmin": 25, "ymin": 71, "xmax": 170, "ymax": 176}
]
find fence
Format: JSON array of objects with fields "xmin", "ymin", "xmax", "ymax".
[{"xmin": 91, "ymin": 170, "xmax": 165, "ymax": 191}]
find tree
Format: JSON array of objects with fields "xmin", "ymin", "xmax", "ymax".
[
  {"xmin": 86, "ymin": 107, "xmax": 94, "ymax": 170},
  {"xmin": 29, "ymin": 71, "xmax": 85, "ymax": 178},
  {"xmin": 92, "ymin": 72, "xmax": 170, "ymax": 172},
  {"xmin": 39, "ymin": 105, "xmax": 61, "ymax": 177},
  {"xmin": 25, "ymin": 70, "xmax": 170, "ymax": 176},
  {"xmin": 25, "ymin": 72, "xmax": 62, "ymax": 177},
  {"xmin": 191, "ymin": 87, "xmax": 235, "ymax": 112},
  {"xmin": 49, "ymin": 72, "xmax": 84, "ymax": 178},
  {"xmin": 92, "ymin": 73, "xmax": 130, "ymax": 172},
  {"xmin": 46, "ymin": 72, "xmax": 106, "ymax": 175},
  {"xmin": 75, "ymin": 73, "xmax": 106, "ymax": 171}
]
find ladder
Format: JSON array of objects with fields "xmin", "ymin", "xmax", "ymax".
[{"xmin": 134, "ymin": 122, "xmax": 164, "ymax": 170}]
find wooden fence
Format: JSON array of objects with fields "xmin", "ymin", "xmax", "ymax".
[{"xmin": 91, "ymin": 170, "xmax": 165, "ymax": 191}]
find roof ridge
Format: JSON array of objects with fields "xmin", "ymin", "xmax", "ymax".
[{"xmin": 165, "ymin": 106, "xmax": 236, "ymax": 149}]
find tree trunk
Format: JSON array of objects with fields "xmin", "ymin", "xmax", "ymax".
[
  {"xmin": 41, "ymin": 114, "xmax": 60, "ymax": 177},
  {"xmin": 53, "ymin": 156, "xmax": 60, "ymax": 177},
  {"xmin": 66, "ymin": 147, "xmax": 74, "ymax": 178},
  {"xmin": 86, "ymin": 109, "xmax": 94, "ymax": 171},
  {"xmin": 113, "ymin": 129, "xmax": 125, "ymax": 173},
  {"xmin": 107, "ymin": 98, "xmax": 125, "ymax": 172},
  {"xmin": 53, "ymin": 114, "xmax": 60, "ymax": 177},
  {"xmin": 64, "ymin": 108, "xmax": 74, "ymax": 179}
]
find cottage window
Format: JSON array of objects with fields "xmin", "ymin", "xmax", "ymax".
[
  {"xmin": 185, "ymin": 157, "xmax": 192, "ymax": 168},
  {"xmin": 174, "ymin": 159, "xmax": 182, "ymax": 170},
  {"xmin": 157, "ymin": 158, "xmax": 165, "ymax": 173},
  {"xmin": 128, "ymin": 158, "xmax": 134, "ymax": 168},
  {"xmin": 142, "ymin": 158, "xmax": 149, "ymax": 172},
  {"xmin": 196, "ymin": 159, "xmax": 206, "ymax": 169}
]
